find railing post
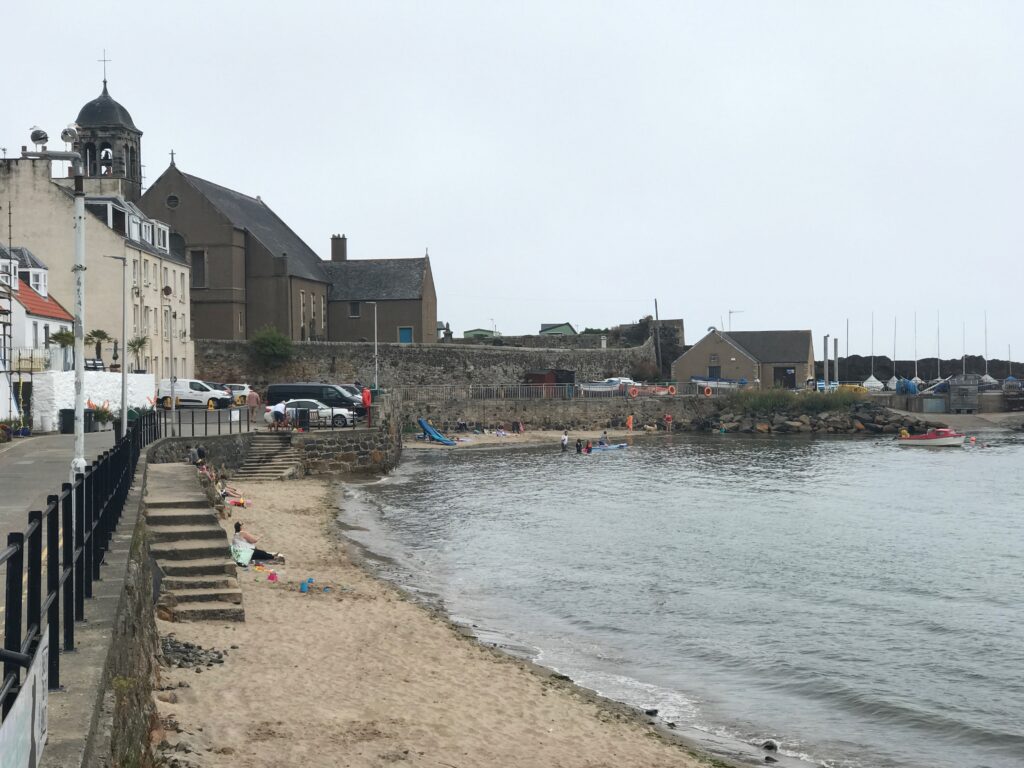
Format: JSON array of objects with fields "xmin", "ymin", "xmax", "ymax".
[
  {"xmin": 3, "ymin": 532, "xmax": 25, "ymax": 718},
  {"xmin": 46, "ymin": 495, "xmax": 61, "ymax": 689},
  {"xmin": 62, "ymin": 483, "xmax": 75, "ymax": 650},
  {"xmin": 27, "ymin": 510, "xmax": 43, "ymax": 640},
  {"xmin": 74, "ymin": 472, "xmax": 86, "ymax": 619}
]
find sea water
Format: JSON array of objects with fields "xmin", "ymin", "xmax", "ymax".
[{"xmin": 339, "ymin": 431, "xmax": 1024, "ymax": 768}]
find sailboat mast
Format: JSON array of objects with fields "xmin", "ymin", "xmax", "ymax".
[
  {"xmin": 962, "ymin": 321, "xmax": 966, "ymax": 375},
  {"xmin": 870, "ymin": 312, "xmax": 875, "ymax": 377},
  {"xmin": 914, "ymin": 311, "xmax": 919, "ymax": 379},
  {"xmin": 936, "ymin": 311, "xmax": 941, "ymax": 379},
  {"xmin": 984, "ymin": 311, "xmax": 989, "ymax": 376},
  {"xmin": 893, "ymin": 315, "xmax": 897, "ymax": 381}
]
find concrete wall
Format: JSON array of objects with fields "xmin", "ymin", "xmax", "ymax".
[
  {"xmin": 195, "ymin": 337, "xmax": 656, "ymax": 389},
  {"xmin": 31, "ymin": 371, "xmax": 156, "ymax": 431}
]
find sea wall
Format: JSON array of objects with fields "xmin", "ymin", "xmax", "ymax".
[
  {"xmin": 296, "ymin": 392, "xmax": 402, "ymax": 474},
  {"xmin": 195, "ymin": 338, "xmax": 655, "ymax": 389},
  {"xmin": 31, "ymin": 371, "xmax": 156, "ymax": 431}
]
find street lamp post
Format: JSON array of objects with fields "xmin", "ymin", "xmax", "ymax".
[
  {"xmin": 104, "ymin": 254, "xmax": 128, "ymax": 438},
  {"xmin": 21, "ymin": 142, "xmax": 87, "ymax": 476},
  {"xmin": 366, "ymin": 301, "xmax": 378, "ymax": 391},
  {"xmin": 162, "ymin": 286, "xmax": 176, "ymax": 436}
]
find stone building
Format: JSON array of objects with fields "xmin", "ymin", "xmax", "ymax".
[
  {"xmin": 140, "ymin": 164, "xmax": 331, "ymax": 342},
  {"xmin": 71, "ymin": 77, "xmax": 143, "ymax": 201},
  {"xmin": 323, "ymin": 235, "xmax": 437, "ymax": 344},
  {"xmin": 671, "ymin": 329, "xmax": 814, "ymax": 389}
]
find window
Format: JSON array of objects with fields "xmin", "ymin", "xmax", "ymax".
[
  {"xmin": 238, "ymin": 312, "xmax": 243, "ymax": 333},
  {"xmin": 349, "ymin": 301, "xmax": 360, "ymax": 318},
  {"xmin": 321, "ymin": 296, "xmax": 326, "ymax": 329},
  {"xmin": 166, "ymin": 194, "xmax": 179, "ymax": 210},
  {"xmin": 30, "ymin": 272, "xmax": 41, "ymax": 292},
  {"xmin": 162, "ymin": 266, "xmax": 169, "ymax": 289},
  {"xmin": 709, "ymin": 354, "xmax": 720, "ymax": 365},
  {"xmin": 180, "ymin": 314, "xmax": 187, "ymax": 339},
  {"xmin": 132, "ymin": 259, "xmax": 138, "ymax": 287},
  {"xmin": 398, "ymin": 326, "xmax": 413, "ymax": 344},
  {"xmin": 300, "ymin": 291, "xmax": 306, "ymax": 340},
  {"xmin": 155, "ymin": 225, "xmax": 169, "ymax": 251},
  {"xmin": 32, "ymin": 321, "xmax": 39, "ymax": 348},
  {"xmin": 311, "ymin": 293, "xmax": 316, "ymax": 330},
  {"xmin": 190, "ymin": 251, "xmax": 206, "ymax": 288},
  {"xmin": 44, "ymin": 324, "xmax": 50, "ymax": 348},
  {"xmin": 708, "ymin": 366, "xmax": 721, "ymax": 379},
  {"xmin": 163, "ymin": 307, "xmax": 170, "ymax": 339},
  {"xmin": 143, "ymin": 260, "xmax": 150, "ymax": 285},
  {"xmin": 179, "ymin": 272, "xmax": 185, "ymax": 301},
  {"xmin": 142, "ymin": 222, "xmax": 153, "ymax": 243},
  {"xmin": 133, "ymin": 305, "xmax": 139, "ymax": 333},
  {"xmin": 129, "ymin": 216, "xmax": 141, "ymax": 241},
  {"xmin": 190, "ymin": 381, "xmax": 206, "ymax": 392}
]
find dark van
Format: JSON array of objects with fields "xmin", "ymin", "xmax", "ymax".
[{"xmin": 265, "ymin": 382, "xmax": 366, "ymax": 416}]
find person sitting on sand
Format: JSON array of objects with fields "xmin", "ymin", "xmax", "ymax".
[{"xmin": 231, "ymin": 521, "xmax": 283, "ymax": 563}]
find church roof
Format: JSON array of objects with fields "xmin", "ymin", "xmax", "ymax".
[
  {"xmin": 179, "ymin": 173, "xmax": 328, "ymax": 283},
  {"xmin": 322, "ymin": 259, "xmax": 429, "ymax": 301},
  {"xmin": 76, "ymin": 81, "xmax": 140, "ymax": 132}
]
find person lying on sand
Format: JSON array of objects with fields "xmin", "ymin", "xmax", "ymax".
[{"xmin": 232, "ymin": 521, "xmax": 284, "ymax": 564}]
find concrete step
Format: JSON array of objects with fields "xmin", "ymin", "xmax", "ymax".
[
  {"xmin": 159, "ymin": 558, "xmax": 237, "ymax": 577},
  {"xmin": 146, "ymin": 509, "xmax": 218, "ymax": 526},
  {"xmin": 172, "ymin": 601, "xmax": 246, "ymax": 622},
  {"xmin": 233, "ymin": 472, "xmax": 294, "ymax": 480},
  {"xmin": 170, "ymin": 587, "xmax": 243, "ymax": 605},
  {"xmin": 146, "ymin": 497, "xmax": 209, "ymax": 510},
  {"xmin": 152, "ymin": 541, "xmax": 231, "ymax": 561},
  {"xmin": 163, "ymin": 574, "xmax": 235, "ymax": 591},
  {"xmin": 148, "ymin": 524, "xmax": 228, "ymax": 543}
]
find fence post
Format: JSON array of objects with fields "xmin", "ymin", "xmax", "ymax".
[
  {"xmin": 3, "ymin": 532, "xmax": 25, "ymax": 718},
  {"xmin": 27, "ymin": 510, "xmax": 43, "ymax": 639},
  {"xmin": 74, "ymin": 473, "xmax": 86, "ymax": 619},
  {"xmin": 62, "ymin": 483, "xmax": 75, "ymax": 650},
  {"xmin": 46, "ymin": 494, "xmax": 60, "ymax": 689}
]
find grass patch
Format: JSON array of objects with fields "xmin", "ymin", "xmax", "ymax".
[{"xmin": 720, "ymin": 388, "xmax": 866, "ymax": 416}]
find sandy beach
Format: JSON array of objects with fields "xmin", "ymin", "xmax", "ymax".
[
  {"xmin": 404, "ymin": 426, "xmax": 657, "ymax": 451},
  {"xmin": 153, "ymin": 478, "xmax": 710, "ymax": 767}
]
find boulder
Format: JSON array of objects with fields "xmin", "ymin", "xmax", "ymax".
[
  {"xmin": 864, "ymin": 422, "xmax": 884, "ymax": 433},
  {"xmin": 755, "ymin": 423, "xmax": 771, "ymax": 433},
  {"xmin": 784, "ymin": 420, "xmax": 804, "ymax": 431},
  {"xmin": 798, "ymin": 414, "xmax": 811, "ymax": 425},
  {"xmin": 852, "ymin": 419, "xmax": 865, "ymax": 431},
  {"xmin": 772, "ymin": 414, "xmax": 787, "ymax": 427}
]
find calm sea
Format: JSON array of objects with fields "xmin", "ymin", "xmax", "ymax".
[{"xmin": 339, "ymin": 432, "xmax": 1024, "ymax": 768}]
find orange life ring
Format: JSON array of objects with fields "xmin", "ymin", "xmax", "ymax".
[
  {"xmin": 667, "ymin": 385, "xmax": 677, "ymax": 396},
  {"xmin": 628, "ymin": 387, "xmax": 640, "ymax": 398},
  {"xmin": 703, "ymin": 386, "xmax": 713, "ymax": 397}
]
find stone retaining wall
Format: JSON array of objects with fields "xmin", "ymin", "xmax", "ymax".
[
  {"xmin": 147, "ymin": 433, "xmax": 254, "ymax": 470},
  {"xmin": 195, "ymin": 338, "xmax": 655, "ymax": 389},
  {"xmin": 297, "ymin": 392, "xmax": 403, "ymax": 474}
]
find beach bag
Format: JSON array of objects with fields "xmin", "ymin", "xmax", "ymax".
[{"xmin": 231, "ymin": 544, "xmax": 254, "ymax": 566}]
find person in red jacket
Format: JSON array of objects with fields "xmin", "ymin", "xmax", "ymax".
[{"xmin": 361, "ymin": 386, "xmax": 372, "ymax": 426}]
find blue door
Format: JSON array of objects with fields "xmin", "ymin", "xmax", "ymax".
[{"xmin": 398, "ymin": 327, "xmax": 413, "ymax": 344}]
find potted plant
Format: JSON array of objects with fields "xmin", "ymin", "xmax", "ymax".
[{"xmin": 127, "ymin": 334, "xmax": 149, "ymax": 373}]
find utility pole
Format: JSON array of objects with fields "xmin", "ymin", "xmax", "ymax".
[
  {"xmin": 654, "ymin": 299, "xmax": 662, "ymax": 379},
  {"xmin": 823, "ymin": 334, "xmax": 830, "ymax": 390}
]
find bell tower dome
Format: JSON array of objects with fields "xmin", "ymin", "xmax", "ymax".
[{"xmin": 73, "ymin": 78, "xmax": 143, "ymax": 201}]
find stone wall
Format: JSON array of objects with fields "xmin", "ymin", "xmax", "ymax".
[
  {"xmin": 147, "ymin": 433, "xmax": 254, "ymax": 470},
  {"xmin": 296, "ymin": 392, "xmax": 402, "ymax": 474},
  {"xmin": 195, "ymin": 337, "xmax": 655, "ymax": 389},
  {"xmin": 447, "ymin": 334, "xmax": 607, "ymax": 349}
]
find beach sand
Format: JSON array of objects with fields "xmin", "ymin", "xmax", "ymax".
[
  {"xmin": 154, "ymin": 478, "xmax": 707, "ymax": 767},
  {"xmin": 404, "ymin": 426, "xmax": 659, "ymax": 451}
]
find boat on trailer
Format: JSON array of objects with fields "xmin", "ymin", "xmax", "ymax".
[{"xmin": 896, "ymin": 428, "xmax": 966, "ymax": 447}]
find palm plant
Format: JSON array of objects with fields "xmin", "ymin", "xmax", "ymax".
[
  {"xmin": 85, "ymin": 329, "xmax": 112, "ymax": 362},
  {"xmin": 48, "ymin": 329, "xmax": 75, "ymax": 348},
  {"xmin": 127, "ymin": 334, "xmax": 149, "ymax": 372}
]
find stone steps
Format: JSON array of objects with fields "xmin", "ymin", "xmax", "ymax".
[
  {"xmin": 151, "ymin": 540, "xmax": 234, "ymax": 561},
  {"xmin": 149, "ymin": 524, "xmax": 227, "ymax": 543},
  {"xmin": 171, "ymin": 587, "xmax": 243, "ymax": 604},
  {"xmin": 172, "ymin": 601, "xmax": 246, "ymax": 622},
  {"xmin": 163, "ymin": 574, "xmax": 235, "ymax": 591},
  {"xmin": 159, "ymin": 558, "xmax": 238, "ymax": 578},
  {"xmin": 146, "ymin": 508, "xmax": 219, "ymax": 527}
]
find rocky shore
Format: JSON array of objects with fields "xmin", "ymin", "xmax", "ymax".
[{"xmin": 684, "ymin": 400, "xmax": 943, "ymax": 436}]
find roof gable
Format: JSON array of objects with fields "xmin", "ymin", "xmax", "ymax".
[
  {"xmin": 180, "ymin": 172, "xmax": 327, "ymax": 283},
  {"xmin": 323, "ymin": 259, "xmax": 428, "ymax": 301},
  {"xmin": 722, "ymin": 330, "xmax": 812, "ymax": 362}
]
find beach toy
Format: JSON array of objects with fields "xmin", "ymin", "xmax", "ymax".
[
  {"xmin": 300, "ymin": 581, "xmax": 309, "ymax": 593},
  {"xmin": 306, "ymin": 578, "xmax": 315, "ymax": 584},
  {"xmin": 323, "ymin": 587, "xmax": 331, "ymax": 593},
  {"xmin": 267, "ymin": 571, "xmax": 278, "ymax": 582}
]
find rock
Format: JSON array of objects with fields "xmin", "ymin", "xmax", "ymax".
[
  {"xmin": 644, "ymin": 708, "xmax": 659, "ymax": 716},
  {"xmin": 156, "ymin": 691, "xmax": 178, "ymax": 704},
  {"xmin": 765, "ymin": 757, "xmax": 778, "ymax": 764},
  {"xmin": 852, "ymin": 419, "xmax": 865, "ymax": 431},
  {"xmin": 772, "ymin": 414, "xmax": 787, "ymax": 427},
  {"xmin": 784, "ymin": 420, "xmax": 804, "ymax": 431},
  {"xmin": 882, "ymin": 424, "xmax": 898, "ymax": 433},
  {"xmin": 864, "ymin": 422, "xmax": 883, "ymax": 433},
  {"xmin": 798, "ymin": 414, "xmax": 811, "ymax": 425},
  {"xmin": 755, "ymin": 423, "xmax": 771, "ymax": 433},
  {"xmin": 761, "ymin": 739, "xmax": 779, "ymax": 751}
]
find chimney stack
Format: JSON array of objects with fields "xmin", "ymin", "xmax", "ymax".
[{"xmin": 331, "ymin": 233, "xmax": 348, "ymax": 262}]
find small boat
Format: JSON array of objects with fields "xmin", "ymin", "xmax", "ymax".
[
  {"xmin": 896, "ymin": 428, "xmax": 965, "ymax": 447},
  {"xmin": 588, "ymin": 443, "xmax": 629, "ymax": 452}
]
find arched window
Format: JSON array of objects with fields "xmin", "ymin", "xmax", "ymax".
[
  {"xmin": 127, "ymin": 145, "xmax": 137, "ymax": 180},
  {"xmin": 84, "ymin": 143, "xmax": 97, "ymax": 176},
  {"xmin": 99, "ymin": 144, "xmax": 113, "ymax": 176}
]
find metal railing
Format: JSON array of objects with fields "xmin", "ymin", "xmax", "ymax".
[
  {"xmin": 0, "ymin": 410, "xmax": 159, "ymax": 721},
  {"xmin": 389, "ymin": 383, "xmax": 682, "ymax": 401},
  {"xmin": 157, "ymin": 405, "xmax": 252, "ymax": 437}
]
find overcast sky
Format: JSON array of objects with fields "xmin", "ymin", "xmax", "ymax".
[{"xmin": 3, "ymin": 1, "xmax": 1021, "ymax": 361}]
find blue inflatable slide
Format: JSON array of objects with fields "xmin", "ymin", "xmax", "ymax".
[{"xmin": 417, "ymin": 417, "xmax": 457, "ymax": 446}]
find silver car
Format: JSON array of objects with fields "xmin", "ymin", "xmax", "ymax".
[{"xmin": 263, "ymin": 398, "xmax": 355, "ymax": 428}]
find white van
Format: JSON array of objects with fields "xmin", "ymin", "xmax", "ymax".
[{"xmin": 157, "ymin": 379, "xmax": 233, "ymax": 410}]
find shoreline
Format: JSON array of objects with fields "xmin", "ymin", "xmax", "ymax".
[{"xmin": 154, "ymin": 477, "xmax": 793, "ymax": 767}]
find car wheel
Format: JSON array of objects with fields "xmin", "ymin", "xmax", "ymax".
[{"xmin": 332, "ymin": 414, "xmax": 348, "ymax": 427}]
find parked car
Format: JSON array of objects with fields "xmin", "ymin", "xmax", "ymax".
[
  {"xmin": 266, "ymin": 382, "xmax": 367, "ymax": 417},
  {"xmin": 157, "ymin": 379, "xmax": 233, "ymax": 409},
  {"xmin": 224, "ymin": 383, "xmax": 253, "ymax": 406},
  {"xmin": 264, "ymin": 398, "xmax": 355, "ymax": 428}
]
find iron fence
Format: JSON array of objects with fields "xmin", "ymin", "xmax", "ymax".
[
  {"xmin": 389, "ymin": 383, "xmax": 682, "ymax": 401},
  {"xmin": 157, "ymin": 405, "xmax": 252, "ymax": 437},
  {"xmin": 0, "ymin": 410, "xmax": 159, "ymax": 722}
]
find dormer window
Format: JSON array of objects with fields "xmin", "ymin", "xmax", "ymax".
[
  {"xmin": 128, "ymin": 215, "xmax": 141, "ymax": 242},
  {"xmin": 142, "ymin": 222, "xmax": 153, "ymax": 244},
  {"xmin": 154, "ymin": 225, "xmax": 169, "ymax": 252}
]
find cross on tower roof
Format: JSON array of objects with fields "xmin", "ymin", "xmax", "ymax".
[
  {"xmin": 98, "ymin": 49, "xmax": 112, "ymax": 85},
  {"xmin": 169, "ymin": 149, "xmax": 176, "ymax": 166}
]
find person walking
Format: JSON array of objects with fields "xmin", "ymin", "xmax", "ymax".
[
  {"xmin": 361, "ymin": 386, "xmax": 373, "ymax": 427},
  {"xmin": 246, "ymin": 388, "xmax": 262, "ymax": 425},
  {"xmin": 560, "ymin": 430, "xmax": 569, "ymax": 452}
]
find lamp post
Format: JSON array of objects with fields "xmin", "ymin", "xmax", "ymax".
[
  {"xmin": 162, "ymin": 285, "xmax": 176, "ymax": 436},
  {"xmin": 22, "ymin": 140, "xmax": 87, "ymax": 476},
  {"xmin": 104, "ymin": 254, "xmax": 128, "ymax": 438},
  {"xmin": 366, "ymin": 301, "xmax": 378, "ymax": 390}
]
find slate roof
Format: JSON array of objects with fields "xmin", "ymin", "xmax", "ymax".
[
  {"xmin": 322, "ymin": 259, "xmax": 428, "ymax": 301},
  {"xmin": 720, "ymin": 330, "xmax": 812, "ymax": 363},
  {"xmin": 0, "ymin": 245, "xmax": 47, "ymax": 270},
  {"xmin": 180, "ymin": 173, "xmax": 327, "ymax": 283},
  {"xmin": 76, "ymin": 82, "xmax": 140, "ymax": 132},
  {"xmin": 14, "ymin": 279, "xmax": 73, "ymax": 322}
]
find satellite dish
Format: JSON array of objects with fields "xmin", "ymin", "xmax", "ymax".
[
  {"xmin": 60, "ymin": 124, "xmax": 79, "ymax": 143},
  {"xmin": 29, "ymin": 127, "xmax": 48, "ymax": 145}
]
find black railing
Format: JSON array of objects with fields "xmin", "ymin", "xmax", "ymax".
[
  {"xmin": 157, "ymin": 405, "xmax": 252, "ymax": 438},
  {"xmin": 0, "ymin": 411, "xmax": 160, "ymax": 721}
]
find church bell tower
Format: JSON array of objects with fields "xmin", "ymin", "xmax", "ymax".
[{"xmin": 73, "ymin": 76, "xmax": 143, "ymax": 201}]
